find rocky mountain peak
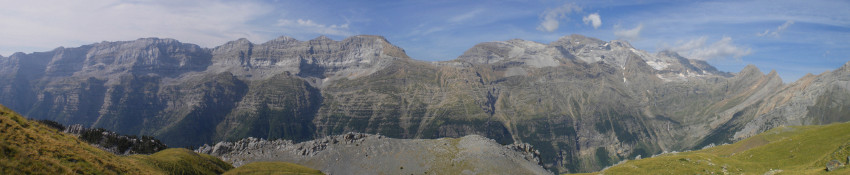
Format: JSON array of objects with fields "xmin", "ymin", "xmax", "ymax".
[
  {"xmin": 310, "ymin": 35, "xmax": 333, "ymax": 42},
  {"xmin": 766, "ymin": 69, "xmax": 783, "ymax": 82},
  {"xmin": 552, "ymin": 34, "xmax": 606, "ymax": 46},
  {"xmin": 217, "ymin": 38, "xmax": 253, "ymax": 49},
  {"xmin": 453, "ymin": 34, "xmax": 730, "ymax": 80},
  {"xmin": 454, "ymin": 38, "xmax": 559, "ymax": 68},
  {"xmin": 9, "ymin": 52, "xmax": 25, "ymax": 58},
  {"xmin": 349, "ymin": 35, "xmax": 389, "ymax": 42},
  {"xmin": 739, "ymin": 64, "xmax": 764, "ymax": 76},
  {"xmin": 608, "ymin": 40, "xmax": 634, "ymax": 49},
  {"xmin": 251, "ymin": 36, "xmax": 298, "ymax": 48},
  {"xmin": 270, "ymin": 36, "xmax": 297, "ymax": 42},
  {"xmin": 206, "ymin": 34, "xmax": 408, "ymax": 81},
  {"xmin": 233, "ymin": 38, "xmax": 252, "ymax": 44},
  {"xmin": 838, "ymin": 61, "xmax": 850, "ymax": 72},
  {"xmin": 117, "ymin": 37, "xmax": 182, "ymax": 47},
  {"xmin": 656, "ymin": 50, "xmax": 681, "ymax": 58}
]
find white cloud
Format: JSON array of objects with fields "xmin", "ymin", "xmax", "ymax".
[
  {"xmin": 582, "ymin": 13, "xmax": 602, "ymax": 29},
  {"xmin": 666, "ymin": 36, "xmax": 752, "ymax": 60},
  {"xmin": 756, "ymin": 20, "xmax": 795, "ymax": 37},
  {"xmin": 276, "ymin": 19, "xmax": 352, "ymax": 36},
  {"xmin": 536, "ymin": 3, "xmax": 581, "ymax": 32},
  {"xmin": 614, "ymin": 23, "xmax": 643, "ymax": 41}
]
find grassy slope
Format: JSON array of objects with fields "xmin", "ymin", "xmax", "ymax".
[
  {"xmin": 574, "ymin": 122, "xmax": 850, "ymax": 175},
  {"xmin": 0, "ymin": 104, "xmax": 325, "ymax": 174},
  {"xmin": 0, "ymin": 104, "xmax": 232, "ymax": 174},
  {"xmin": 224, "ymin": 162, "xmax": 324, "ymax": 175}
]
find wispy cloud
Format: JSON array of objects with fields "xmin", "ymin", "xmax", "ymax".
[
  {"xmin": 449, "ymin": 9, "xmax": 485, "ymax": 23},
  {"xmin": 665, "ymin": 36, "xmax": 752, "ymax": 60},
  {"xmin": 276, "ymin": 19, "xmax": 352, "ymax": 36},
  {"xmin": 582, "ymin": 13, "xmax": 602, "ymax": 29},
  {"xmin": 536, "ymin": 3, "xmax": 581, "ymax": 32},
  {"xmin": 614, "ymin": 23, "xmax": 643, "ymax": 41},
  {"xmin": 756, "ymin": 20, "xmax": 794, "ymax": 37}
]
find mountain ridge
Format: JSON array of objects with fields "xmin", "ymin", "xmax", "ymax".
[{"xmin": 1, "ymin": 34, "xmax": 848, "ymax": 173}]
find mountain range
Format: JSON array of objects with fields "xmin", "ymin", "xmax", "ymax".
[{"xmin": 1, "ymin": 34, "xmax": 848, "ymax": 173}]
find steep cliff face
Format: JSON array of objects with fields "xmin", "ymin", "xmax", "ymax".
[
  {"xmin": 1, "ymin": 34, "xmax": 847, "ymax": 173},
  {"xmin": 207, "ymin": 35, "xmax": 405, "ymax": 85}
]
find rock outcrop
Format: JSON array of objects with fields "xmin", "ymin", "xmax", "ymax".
[{"xmin": 197, "ymin": 133, "xmax": 552, "ymax": 175}]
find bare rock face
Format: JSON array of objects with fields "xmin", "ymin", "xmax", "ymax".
[
  {"xmin": 733, "ymin": 61, "xmax": 850, "ymax": 140},
  {"xmin": 208, "ymin": 35, "xmax": 408, "ymax": 86},
  {"xmin": 2, "ymin": 34, "xmax": 849, "ymax": 173},
  {"xmin": 197, "ymin": 133, "xmax": 552, "ymax": 175}
]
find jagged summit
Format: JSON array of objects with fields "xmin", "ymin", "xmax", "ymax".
[
  {"xmin": 655, "ymin": 50, "xmax": 682, "ymax": 58},
  {"xmin": 207, "ymin": 34, "xmax": 411, "ymax": 82},
  {"xmin": 551, "ymin": 34, "xmax": 608, "ymax": 46},
  {"xmin": 454, "ymin": 34, "xmax": 728, "ymax": 81},
  {"xmin": 232, "ymin": 38, "xmax": 252, "ymax": 43},
  {"xmin": 839, "ymin": 61, "xmax": 850, "ymax": 72},
  {"xmin": 311, "ymin": 35, "xmax": 332, "ymax": 42},
  {"xmin": 739, "ymin": 64, "xmax": 763, "ymax": 76}
]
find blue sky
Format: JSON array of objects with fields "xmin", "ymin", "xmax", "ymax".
[{"xmin": 1, "ymin": 0, "xmax": 848, "ymax": 82}]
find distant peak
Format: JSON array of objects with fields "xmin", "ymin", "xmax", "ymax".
[
  {"xmin": 766, "ymin": 69, "xmax": 783, "ymax": 82},
  {"xmin": 558, "ymin": 34, "xmax": 589, "ymax": 40},
  {"xmin": 235, "ymin": 38, "xmax": 251, "ymax": 43},
  {"xmin": 346, "ymin": 35, "xmax": 396, "ymax": 45},
  {"xmin": 798, "ymin": 73, "xmax": 817, "ymax": 82},
  {"xmin": 657, "ymin": 50, "xmax": 681, "ymax": 57},
  {"xmin": 135, "ymin": 37, "xmax": 179, "ymax": 43},
  {"xmin": 502, "ymin": 39, "xmax": 545, "ymax": 48},
  {"xmin": 311, "ymin": 35, "xmax": 333, "ymax": 41},
  {"xmin": 740, "ymin": 64, "xmax": 763, "ymax": 75},
  {"xmin": 555, "ymin": 34, "xmax": 604, "ymax": 42},
  {"xmin": 609, "ymin": 40, "xmax": 633, "ymax": 48},
  {"xmin": 353, "ymin": 35, "xmax": 388, "ymax": 41},
  {"xmin": 551, "ymin": 34, "xmax": 606, "ymax": 46},
  {"xmin": 270, "ymin": 36, "xmax": 297, "ymax": 42},
  {"xmin": 222, "ymin": 38, "xmax": 252, "ymax": 46},
  {"xmin": 839, "ymin": 61, "xmax": 850, "ymax": 72},
  {"xmin": 506, "ymin": 38, "xmax": 527, "ymax": 42},
  {"xmin": 767, "ymin": 69, "xmax": 778, "ymax": 77}
]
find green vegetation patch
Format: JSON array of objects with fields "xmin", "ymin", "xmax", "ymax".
[
  {"xmin": 0, "ymin": 104, "xmax": 232, "ymax": 175},
  {"xmin": 577, "ymin": 121, "xmax": 850, "ymax": 175},
  {"xmin": 223, "ymin": 161, "xmax": 324, "ymax": 175},
  {"xmin": 130, "ymin": 148, "xmax": 232, "ymax": 175}
]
